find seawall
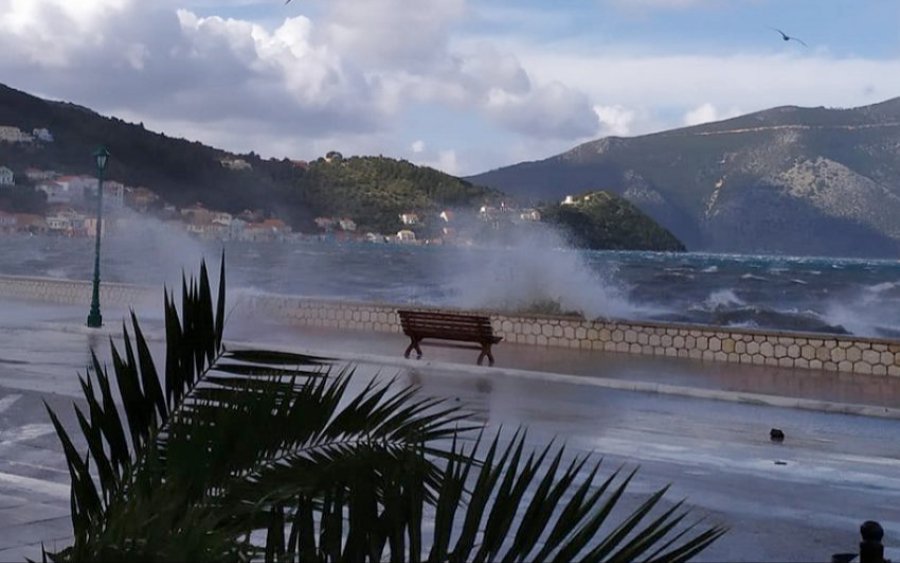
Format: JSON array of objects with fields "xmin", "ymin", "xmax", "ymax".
[{"xmin": 2, "ymin": 274, "xmax": 899, "ymax": 378}]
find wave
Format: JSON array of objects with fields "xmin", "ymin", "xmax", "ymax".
[
  {"xmin": 704, "ymin": 289, "xmax": 745, "ymax": 309},
  {"xmin": 701, "ymin": 265, "xmax": 718, "ymax": 273},
  {"xmin": 740, "ymin": 274, "xmax": 768, "ymax": 282}
]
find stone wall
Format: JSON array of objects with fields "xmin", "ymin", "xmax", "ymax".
[
  {"xmin": 0, "ymin": 275, "xmax": 157, "ymax": 309},
  {"xmin": 241, "ymin": 294, "xmax": 900, "ymax": 378},
  {"xmin": 2, "ymin": 275, "xmax": 899, "ymax": 378}
]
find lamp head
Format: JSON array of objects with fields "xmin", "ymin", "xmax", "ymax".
[{"xmin": 93, "ymin": 146, "xmax": 111, "ymax": 172}]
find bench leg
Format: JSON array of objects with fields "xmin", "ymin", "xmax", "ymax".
[
  {"xmin": 404, "ymin": 337, "xmax": 423, "ymax": 359},
  {"xmin": 477, "ymin": 344, "xmax": 495, "ymax": 367}
]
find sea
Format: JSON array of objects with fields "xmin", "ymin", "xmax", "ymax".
[{"xmin": 2, "ymin": 231, "xmax": 899, "ymax": 339}]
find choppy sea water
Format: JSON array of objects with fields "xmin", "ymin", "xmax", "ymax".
[{"xmin": 2, "ymin": 233, "xmax": 899, "ymax": 338}]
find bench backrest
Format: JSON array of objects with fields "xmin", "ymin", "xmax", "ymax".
[{"xmin": 398, "ymin": 310, "xmax": 494, "ymax": 339}]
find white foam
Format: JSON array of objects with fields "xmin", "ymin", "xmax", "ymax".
[
  {"xmin": 444, "ymin": 226, "xmax": 655, "ymax": 320},
  {"xmin": 705, "ymin": 288, "xmax": 745, "ymax": 309}
]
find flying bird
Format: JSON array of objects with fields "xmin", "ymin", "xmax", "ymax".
[{"xmin": 771, "ymin": 27, "xmax": 808, "ymax": 46}]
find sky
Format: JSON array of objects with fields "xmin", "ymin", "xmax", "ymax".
[{"xmin": 1, "ymin": 0, "xmax": 898, "ymax": 176}]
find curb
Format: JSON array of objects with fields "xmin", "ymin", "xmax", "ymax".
[{"xmin": 225, "ymin": 340, "xmax": 900, "ymax": 421}]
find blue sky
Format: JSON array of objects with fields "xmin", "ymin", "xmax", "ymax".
[{"xmin": 1, "ymin": 0, "xmax": 898, "ymax": 175}]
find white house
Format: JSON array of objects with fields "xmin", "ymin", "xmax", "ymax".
[
  {"xmin": 339, "ymin": 218, "xmax": 357, "ymax": 232},
  {"xmin": 399, "ymin": 213, "xmax": 419, "ymax": 225},
  {"xmin": 32, "ymin": 128, "xmax": 54, "ymax": 142},
  {"xmin": 562, "ymin": 195, "xmax": 576, "ymax": 205},
  {"xmin": 519, "ymin": 209, "xmax": 541, "ymax": 222},
  {"xmin": 396, "ymin": 229, "xmax": 416, "ymax": 242},
  {"xmin": 37, "ymin": 180, "xmax": 84, "ymax": 204},
  {"xmin": 0, "ymin": 126, "xmax": 32, "ymax": 143},
  {"xmin": 0, "ymin": 166, "xmax": 14, "ymax": 186}
]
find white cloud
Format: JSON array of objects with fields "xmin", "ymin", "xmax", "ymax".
[
  {"xmin": 411, "ymin": 139, "xmax": 426, "ymax": 153},
  {"xmin": 683, "ymin": 102, "xmax": 742, "ymax": 126},
  {"xmin": 593, "ymin": 105, "xmax": 636, "ymax": 136}
]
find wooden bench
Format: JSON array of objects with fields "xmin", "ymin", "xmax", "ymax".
[{"xmin": 398, "ymin": 310, "xmax": 502, "ymax": 366}]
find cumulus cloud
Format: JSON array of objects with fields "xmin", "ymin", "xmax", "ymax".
[
  {"xmin": 682, "ymin": 102, "xmax": 742, "ymax": 126},
  {"xmin": 593, "ymin": 105, "xmax": 636, "ymax": 136},
  {"xmin": 484, "ymin": 82, "xmax": 599, "ymax": 138},
  {"xmin": 411, "ymin": 140, "xmax": 426, "ymax": 153}
]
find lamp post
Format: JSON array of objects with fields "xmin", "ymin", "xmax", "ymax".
[{"xmin": 86, "ymin": 146, "xmax": 110, "ymax": 328}]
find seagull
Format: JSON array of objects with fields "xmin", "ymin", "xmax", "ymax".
[{"xmin": 771, "ymin": 27, "xmax": 808, "ymax": 47}]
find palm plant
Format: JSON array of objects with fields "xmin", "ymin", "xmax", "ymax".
[{"xmin": 44, "ymin": 257, "xmax": 725, "ymax": 561}]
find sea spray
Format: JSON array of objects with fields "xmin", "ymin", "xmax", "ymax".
[{"xmin": 443, "ymin": 226, "xmax": 643, "ymax": 319}]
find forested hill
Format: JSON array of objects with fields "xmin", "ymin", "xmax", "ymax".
[{"xmin": 0, "ymin": 83, "xmax": 495, "ymax": 232}]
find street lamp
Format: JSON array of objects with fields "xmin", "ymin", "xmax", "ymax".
[{"xmin": 86, "ymin": 146, "xmax": 110, "ymax": 328}]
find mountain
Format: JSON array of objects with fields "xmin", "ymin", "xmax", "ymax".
[
  {"xmin": 0, "ymin": 83, "xmax": 685, "ymax": 250},
  {"xmin": 468, "ymin": 98, "xmax": 900, "ymax": 257},
  {"xmin": 540, "ymin": 191, "xmax": 684, "ymax": 251}
]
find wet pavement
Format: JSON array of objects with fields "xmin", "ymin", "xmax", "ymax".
[{"xmin": 2, "ymin": 298, "xmax": 900, "ymax": 561}]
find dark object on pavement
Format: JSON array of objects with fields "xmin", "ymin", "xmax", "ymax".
[
  {"xmin": 770, "ymin": 428, "xmax": 785, "ymax": 442},
  {"xmin": 860, "ymin": 521, "xmax": 885, "ymax": 563},
  {"xmin": 832, "ymin": 520, "xmax": 889, "ymax": 563},
  {"xmin": 398, "ymin": 309, "xmax": 503, "ymax": 366}
]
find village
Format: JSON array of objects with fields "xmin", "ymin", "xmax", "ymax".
[{"xmin": 0, "ymin": 125, "xmax": 546, "ymax": 245}]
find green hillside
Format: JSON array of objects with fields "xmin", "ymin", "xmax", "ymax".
[{"xmin": 540, "ymin": 191, "xmax": 685, "ymax": 251}]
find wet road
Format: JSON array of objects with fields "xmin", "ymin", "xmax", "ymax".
[{"xmin": 1, "ymin": 299, "xmax": 899, "ymax": 561}]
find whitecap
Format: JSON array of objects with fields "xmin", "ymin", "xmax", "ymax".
[
  {"xmin": 701, "ymin": 265, "xmax": 718, "ymax": 273},
  {"xmin": 740, "ymin": 273, "xmax": 768, "ymax": 282}
]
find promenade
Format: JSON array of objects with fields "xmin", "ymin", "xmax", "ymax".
[{"xmin": 1, "ymin": 298, "xmax": 900, "ymax": 561}]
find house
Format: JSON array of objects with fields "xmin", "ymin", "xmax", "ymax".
[
  {"xmin": 338, "ymin": 218, "xmax": 357, "ymax": 232},
  {"xmin": 520, "ymin": 209, "xmax": 541, "ymax": 222},
  {"xmin": 37, "ymin": 179, "xmax": 85, "ymax": 204},
  {"xmin": 0, "ymin": 167, "xmax": 14, "ymax": 186},
  {"xmin": 399, "ymin": 213, "xmax": 419, "ymax": 226},
  {"xmin": 32, "ymin": 128, "xmax": 53, "ymax": 142},
  {"xmin": 46, "ymin": 209, "xmax": 86, "ymax": 234},
  {"xmin": 125, "ymin": 187, "xmax": 159, "ymax": 210},
  {"xmin": 25, "ymin": 168, "xmax": 57, "ymax": 182},
  {"xmin": 101, "ymin": 181, "xmax": 125, "ymax": 210},
  {"xmin": 0, "ymin": 126, "xmax": 32, "ymax": 143},
  {"xmin": 291, "ymin": 160, "xmax": 309, "ymax": 170},
  {"xmin": 562, "ymin": 195, "xmax": 576, "ymax": 205},
  {"xmin": 212, "ymin": 211, "xmax": 233, "ymax": 226},
  {"xmin": 324, "ymin": 150, "xmax": 343, "ymax": 163},
  {"xmin": 365, "ymin": 232, "xmax": 385, "ymax": 243},
  {"xmin": 0, "ymin": 210, "xmax": 16, "ymax": 232},
  {"xmin": 396, "ymin": 229, "xmax": 416, "ymax": 242},
  {"xmin": 13, "ymin": 213, "xmax": 47, "ymax": 233},
  {"xmin": 314, "ymin": 217, "xmax": 336, "ymax": 231},
  {"xmin": 439, "ymin": 210, "xmax": 454, "ymax": 223},
  {"xmin": 220, "ymin": 158, "xmax": 252, "ymax": 171},
  {"xmin": 181, "ymin": 203, "xmax": 213, "ymax": 224}
]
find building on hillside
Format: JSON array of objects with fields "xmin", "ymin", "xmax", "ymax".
[
  {"xmin": 0, "ymin": 210, "xmax": 17, "ymax": 233},
  {"xmin": 32, "ymin": 128, "xmax": 54, "ymax": 142},
  {"xmin": 338, "ymin": 218, "xmax": 357, "ymax": 232},
  {"xmin": 366, "ymin": 232, "xmax": 385, "ymax": 243},
  {"xmin": 212, "ymin": 211, "xmax": 233, "ymax": 226},
  {"xmin": 324, "ymin": 151, "xmax": 343, "ymax": 163},
  {"xmin": 314, "ymin": 217, "xmax": 336, "ymax": 231},
  {"xmin": 399, "ymin": 213, "xmax": 419, "ymax": 226},
  {"xmin": 13, "ymin": 213, "xmax": 47, "ymax": 233},
  {"xmin": 37, "ymin": 180, "xmax": 84, "ymax": 204},
  {"xmin": 125, "ymin": 187, "xmax": 159, "ymax": 211},
  {"xmin": 100, "ymin": 181, "xmax": 125, "ymax": 210},
  {"xmin": 396, "ymin": 229, "xmax": 416, "ymax": 243},
  {"xmin": 24, "ymin": 168, "xmax": 57, "ymax": 182},
  {"xmin": 519, "ymin": 209, "xmax": 541, "ymax": 222},
  {"xmin": 181, "ymin": 203, "xmax": 214, "ymax": 224},
  {"xmin": 0, "ymin": 126, "xmax": 33, "ymax": 143},
  {"xmin": 0, "ymin": 167, "xmax": 14, "ymax": 186},
  {"xmin": 562, "ymin": 195, "xmax": 577, "ymax": 205},
  {"xmin": 220, "ymin": 158, "xmax": 252, "ymax": 171},
  {"xmin": 291, "ymin": 160, "xmax": 309, "ymax": 170},
  {"xmin": 439, "ymin": 210, "xmax": 454, "ymax": 223}
]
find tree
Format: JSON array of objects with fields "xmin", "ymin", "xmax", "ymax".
[{"xmin": 44, "ymin": 257, "xmax": 725, "ymax": 561}]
